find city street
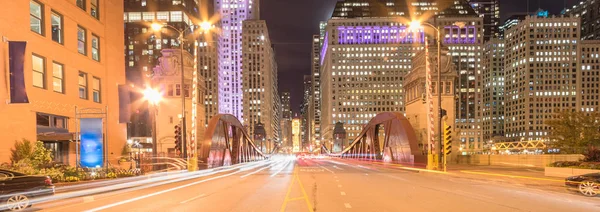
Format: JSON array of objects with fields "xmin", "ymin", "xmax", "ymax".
[{"xmin": 29, "ymin": 157, "xmax": 600, "ymax": 212}]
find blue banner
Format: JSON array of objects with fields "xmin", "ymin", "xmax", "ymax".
[
  {"xmin": 80, "ymin": 118, "xmax": 103, "ymax": 168},
  {"xmin": 9, "ymin": 41, "xmax": 29, "ymax": 103}
]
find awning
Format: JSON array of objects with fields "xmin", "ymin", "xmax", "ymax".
[{"xmin": 37, "ymin": 133, "xmax": 76, "ymax": 142}]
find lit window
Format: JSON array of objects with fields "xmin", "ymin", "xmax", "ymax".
[
  {"xmin": 90, "ymin": 0, "xmax": 99, "ymax": 19},
  {"xmin": 51, "ymin": 11, "xmax": 63, "ymax": 44},
  {"xmin": 78, "ymin": 26, "xmax": 87, "ymax": 55},
  {"xmin": 52, "ymin": 62, "xmax": 64, "ymax": 93},
  {"xmin": 32, "ymin": 54, "xmax": 45, "ymax": 88},
  {"xmin": 92, "ymin": 77, "xmax": 101, "ymax": 103},
  {"xmin": 92, "ymin": 34, "xmax": 100, "ymax": 61},
  {"xmin": 79, "ymin": 72, "xmax": 88, "ymax": 99},
  {"xmin": 30, "ymin": 0, "xmax": 44, "ymax": 35}
]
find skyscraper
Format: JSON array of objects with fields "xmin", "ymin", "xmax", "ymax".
[
  {"xmin": 481, "ymin": 38, "xmax": 505, "ymax": 142},
  {"xmin": 280, "ymin": 92, "xmax": 293, "ymax": 148},
  {"xmin": 311, "ymin": 35, "xmax": 322, "ymax": 142},
  {"xmin": 216, "ymin": 0, "xmax": 259, "ymax": 122},
  {"xmin": 242, "ymin": 20, "xmax": 280, "ymax": 142},
  {"xmin": 124, "ymin": 0, "xmax": 200, "ymax": 137},
  {"xmin": 467, "ymin": 0, "xmax": 500, "ymax": 41},
  {"xmin": 504, "ymin": 16, "xmax": 581, "ymax": 141},
  {"xmin": 300, "ymin": 75, "xmax": 313, "ymax": 151},
  {"xmin": 579, "ymin": 40, "xmax": 600, "ymax": 113},
  {"xmin": 563, "ymin": 0, "xmax": 600, "ymax": 40}
]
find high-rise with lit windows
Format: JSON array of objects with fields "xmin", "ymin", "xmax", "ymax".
[
  {"xmin": 504, "ymin": 16, "xmax": 581, "ymax": 141},
  {"xmin": 300, "ymin": 75, "xmax": 313, "ymax": 151},
  {"xmin": 467, "ymin": 0, "xmax": 499, "ymax": 41},
  {"xmin": 311, "ymin": 35, "xmax": 322, "ymax": 142},
  {"xmin": 563, "ymin": 0, "xmax": 600, "ymax": 40},
  {"xmin": 124, "ymin": 0, "xmax": 200, "ymax": 137},
  {"xmin": 242, "ymin": 20, "xmax": 280, "ymax": 142},
  {"xmin": 216, "ymin": 0, "xmax": 259, "ymax": 122},
  {"xmin": 482, "ymin": 38, "xmax": 504, "ymax": 142},
  {"xmin": 580, "ymin": 40, "xmax": 600, "ymax": 113},
  {"xmin": 320, "ymin": 17, "xmax": 425, "ymax": 140}
]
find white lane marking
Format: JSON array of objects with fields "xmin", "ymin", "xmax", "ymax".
[
  {"xmin": 337, "ymin": 184, "xmax": 342, "ymax": 188},
  {"xmin": 340, "ymin": 192, "xmax": 346, "ymax": 196},
  {"xmin": 319, "ymin": 165, "xmax": 335, "ymax": 174},
  {"xmin": 241, "ymin": 161, "xmax": 279, "ymax": 178},
  {"xmin": 270, "ymin": 160, "xmax": 292, "ymax": 177},
  {"xmin": 84, "ymin": 162, "xmax": 270, "ymax": 212},
  {"xmin": 365, "ymin": 173, "xmax": 369, "ymax": 176},
  {"xmin": 344, "ymin": 203, "xmax": 352, "ymax": 208},
  {"xmin": 333, "ymin": 165, "xmax": 343, "ymax": 170},
  {"xmin": 82, "ymin": 196, "xmax": 94, "ymax": 203},
  {"xmin": 180, "ymin": 194, "xmax": 206, "ymax": 204}
]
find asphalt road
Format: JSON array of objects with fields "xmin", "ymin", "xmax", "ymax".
[{"xmin": 28, "ymin": 157, "xmax": 600, "ymax": 212}]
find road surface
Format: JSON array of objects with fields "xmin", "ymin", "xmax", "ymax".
[{"xmin": 29, "ymin": 157, "xmax": 600, "ymax": 211}]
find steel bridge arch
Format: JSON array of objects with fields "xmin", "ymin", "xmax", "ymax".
[
  {"xmin": 328, "ymin": 112, "xmax": 424, "ymax": 165},
  {"xmin": 200, "ymin": 114, "xmax": 269, "ymax": 168}
]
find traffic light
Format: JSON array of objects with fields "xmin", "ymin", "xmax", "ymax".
[
  {"xmin": 174, "ymin": 124, "xmax": 182, "ymax": 155},
  {"xmin": 443, "ymin": 121, "xmax": 452, "ymax": 156}
]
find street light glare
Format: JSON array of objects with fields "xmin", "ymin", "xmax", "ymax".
[
  {"xmin": 143, "ymin": 87, "xmax": 162, "ymax": 105},
  {"xmin": 409, "ymin": 21, "xmax": 421, "ymax": 31},
  {"xmin": 200, "ymin": 22, "xmax": 212, "ymax": 31},
  {"xmin": 151, "ymin": 23, "xmax": 163, "ymax": 31}
]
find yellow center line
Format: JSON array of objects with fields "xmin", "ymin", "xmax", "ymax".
[{"xmin": 280, "ymin": 167, "xmax": 314, "ymax": 212}]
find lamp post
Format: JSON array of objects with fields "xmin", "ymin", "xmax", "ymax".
[
  {"xmin": 143, "ymin": 87, "xmax": 162, "ymax": 170},
  {"xmin": 151, "ymin": 22, "xmax": 212, "ymax": 162}
]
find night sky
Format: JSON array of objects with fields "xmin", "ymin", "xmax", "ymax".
[{"xmin": 261, "ymin": 0, "xmax": 577, "ymax": 114}]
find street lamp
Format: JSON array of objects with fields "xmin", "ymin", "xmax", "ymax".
[
  {"xmin": 151, "ymin": 21, "xmax": 212, "ymax": 162},
  {"xmin": 143, "ymin": 86, "xmax": 162, "ymax": 170}
]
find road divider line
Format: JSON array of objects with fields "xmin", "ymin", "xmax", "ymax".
[
  {"xmin": 340, "ymin": 192, "xmax": 346, "ymax": 196},
  {"xmin": 84, "ymin": 162, "xmax": 270, "ymax": 212},
  {"xmin": 344, "ymin": 203, "xmax": 352, "ymax": 208},
  {"xmin": 295, "ymin": 168, "xmax": 314, "ymax": 212},
  {"xmin": 180, "ymin": 194, "xmax": 206, "ymax": 204},
  {"xmin": 241, "ymin": 161, "xmax": 279, "ymax": 178},
  {"xmin": 271, "ymin": 160, "xmax": 292, "ymax": 177}
]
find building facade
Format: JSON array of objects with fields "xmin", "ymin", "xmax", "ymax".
[
  {"xmin": 320, "ymin": 17, "xmax": 425, "ymax": 141},
  {"xmin": 242, "ymin": 20, "xmax": 280, "ymax": 142},
  {"xmin": 280, "ymin": 91, "xmax": 293, "ymax": 149},
  {"xmin": 504, "ymin": 16, "xmax": 581, "ymax": 141},
  {"xmin": 198, "ymin": 33, "xmax": 219, "ymax": 128},
  {"xmin": 216, "ymin": 0, "xmax": 259, "ymax": 121},
  {"xmin": 311, "ymin": 35, "xmax": 322, "ymax": 144},
  {"xmin": 300, "ymin": 75, "xmax": 313, "ymax": 151},
  {"xmin": 563, "ymin": 0, "xmax": 600, "ymax": 40},
  {"xmin": 123, "ymin": 0, "xmax": 200, "ymax": 137},
  {"xmin": 467, "ymin": 0, "xmax": 500, "ymax": 41},
  {"xmin": 0, "ymin": 0, "xmax": 126, "ymax": 164},
  {"xmin": 580, "ymin": 40, "xmax": 600, "ymax": 113},
  {"xmin": 481, "ymin": 38, "xmax": 505, "ymax": 142}
]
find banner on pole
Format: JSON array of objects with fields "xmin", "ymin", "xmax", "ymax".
[
  {"xmin": 80, "ymin": 118, "xmax": 104, "ymax": 168},
  {"xmin": 9, "ymin": 41, "xmax": 29, "ymax": 103}
]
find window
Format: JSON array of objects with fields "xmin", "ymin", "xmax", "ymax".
[
  {"xmin": 78, "ymin": 72, "xmax": 87, "ymax": 99},
  {"xmin": 77, "ymin": 0, "xmax": 85, "ymax": 10},
  {"xmin": 78, "ymin": 26, "xmax": 86, "ymax": 55},
  {"xmin": 92, "ymin": 34, "xmax": 100, "ymax": 61},
  {"xmin": 30, "ymin": 0, "xmax": 44, "ymax": 35},
  {"xmin": 36, "ymin": 113, "xmax": 50, "ymax": 126},
  {"xmin": 54, "ymin": 116, "xmax": 67, "ymax": 129},
  {"xmin": 92, "ymin": 77, "xmax": 100, "ymax": 103},
  {"xmin": 52, "ymin": 62, "xmax": 64, "ymax": 93},
  {"xmin": 51, "ymin": 11, "xmax": 63, "ymax": 44},
  {"xmin": 175, "ymin": 84, "xmax": 181, "ymax": 96},
  {"xmin": 91, "ymin": 0, "xmax": 99, "ymax": 19},
  {"xmin": 32, "ymin": 54, "xmax": 45, "ymax": 88}
]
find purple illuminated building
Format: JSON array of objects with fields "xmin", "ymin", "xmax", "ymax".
[{"xmin": 215, "ymin": 0, "xmax": 259, "ymax": 122}]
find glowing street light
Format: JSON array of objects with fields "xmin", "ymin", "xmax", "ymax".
[
  {"xmin": 143, "ymin": 87, "xmax": 162, "ymax": 105},
  {"xmin": 151, "ymin": 23, "xmax": 164, "ymax": 32},
  {"xmin": 200, "ymin": 22, "xmax": 212, "ymax": 32}
]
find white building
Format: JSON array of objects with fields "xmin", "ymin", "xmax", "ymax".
[
  {"xmin": 242, "ymin": 20, "xmax": 280, "ymax": 142},
  {"xmin": 481, "ymin": 38, "xmax": 505, "ymax": 142}
]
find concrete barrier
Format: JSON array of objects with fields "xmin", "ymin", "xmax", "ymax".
[{"xmin": 453, "ymin": 154, "xmax": 584, "ymax": 168}]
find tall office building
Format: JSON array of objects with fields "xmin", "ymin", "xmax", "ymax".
[
  {"xmin": 0, "ymin": 0, "xmax": 126, "ymax": 164},
  {"xmin": 124, "ymin": 0, "xmax": 200, "ymax": 137},
  {"xmin": 563, "ymin": 0, "xmax": 600, "ymax": 40},
  {"xmin": 320, "ymin": 17, "xmax": 425, "ymax": 140},
  {"xmin": 216, "ymin": 0, "xmax": 259, "ymax": 121},
  {"xmin": 580, "ymin": 40, "xmax": 600, "ymax": 113},
  {"xmin": 300, "ymin": 75, "xmax": 313, "ymax": 151},
  {"xmin": 467, "ymin": 0, "xmax": 499, "ymax": 41},
  {"xmin": 481, "ymin": 38, "xmax": 505, "ymax": 142},
  {"xmin": 242, "ymin": 20, "xmax": 280, "ymax": 142},
  {"xmin": 504, "ymin": 16, "xmax": 581, "ymax": 141},
  {"xmin": 311, "ymin": 35, "xmax": 322, "ymax": 142},
  {"xmin": 199, "ymin": 34, "xmax": 219, "ymax": 127},
  {"xmin": 280, "ymin": 92, "xmax": 293, "ymax": 148}
]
